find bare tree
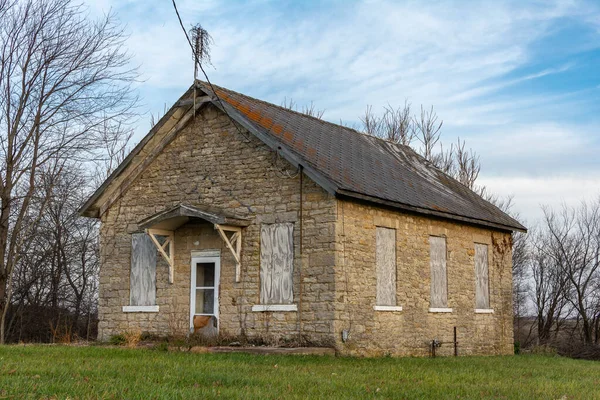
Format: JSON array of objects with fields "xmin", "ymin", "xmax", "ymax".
[
  {"xmin": 149, "ymin": 103, "xmax": 169, "ymax": 129},
  {"xmin": 359, "ymin": 103, "xmax": 483, "ymax": 190},
  {"xmin": 359, "ymin": 105, "xmax": 382, "ymax": 137},
  {"xmin": 454, "ymin": 138, "xmax": 480, "ymax": 189},
  {"xmin": 92, "ymin": 120, "xmax": 133, "ymax": 187},
  {"xmin": 542, "ymin": 202, "xmax": 600, "ymax": 344},
  {"xmin": 46, "ymin": 166, "xmax": 97, "ymax": 333},
  {"xmin": 530, "ymin": 225, "xmax": 572, "ymax": 344},
  {"xmin": 5, "ymin": 163, "xmax": 101, "ymax": 342},
  {"xmin": 360, "ymin": 102, "xmax": 415, "ymax": 145},
  {"xmin": 281, "ymin": 97, "xmax": 325, "ymax": 119},
  {"xmin": 431, "ymin": 143, "xmax": 455, "ymax": 176},
  {"xmin": 414, "ymin": 105, "xmax": 443, "ymax": 162},
  {"xmin": 0, "ymin": 0, "xmax": 138, "ymax": 343},
  {"xmin": 512, "ymin": 225, "xmax": 530, "ymax": 342},
  {"xmin": 384, "ymin": 101, "xmax": 414, "ymax": 145}
]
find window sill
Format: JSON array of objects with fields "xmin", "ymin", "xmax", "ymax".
[
  {"xmin": 475, "ymin": 309, "xmax": 494, "ymax": 314},
  {"xmin": 122, "ymin": 305, "xmax": 159, "ymax": 313},
  {"xmin": 252, "ymin": 304, "xmax": 298, "ymax": 312},
  {"xmin": 429, "ymin": 307, "xmax": 453, "ymax": 313},
  {"xmin": 373, "ymin": 305, "xmax": 403, "ymax": 312}
]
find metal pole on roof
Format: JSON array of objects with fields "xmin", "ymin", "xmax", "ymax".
[{"xmin": 190, "ymin": 24, "xmax": 212, "ymax": 118}]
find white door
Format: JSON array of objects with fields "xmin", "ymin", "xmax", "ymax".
[{"xmin": 190, "ymin": 256, "xmax": 220, "ymax": 333}]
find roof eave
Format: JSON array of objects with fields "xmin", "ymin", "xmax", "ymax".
[
  {"xmin": 78, "ymin": 86, "xmax": 197, "ymax": 218},
  {"xmin": 138, "ymin": 203, "xmax": 252, "ymax": 231},
  {"xmin": 336, "ymin": 189, "xmax": 527, "ymax": 233}
]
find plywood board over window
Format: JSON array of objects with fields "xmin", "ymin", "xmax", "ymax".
[
  {"xmin": 376, "ymin": 227, "xmax": 396, "ymax": 306},
  {"xmin": 429, "ymin": 236, "xmax": 448, "ymax": 308},
  {"xmin": 130, "ymin": 233, "xmax": 157, "ymax": 306},
  {"xmin": 260, "ymin": 223, "xmax": 294, "ymax": 305},
  {"xmin": 475, "ymin": 243, "xmax": 490, "ymax": 309}
]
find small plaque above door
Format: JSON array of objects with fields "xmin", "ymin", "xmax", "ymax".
[{"xmin": 191, "ymin": 249, "xmax": 221, "ymax": 258}]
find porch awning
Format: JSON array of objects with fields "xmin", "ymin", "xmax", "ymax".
[
  {"xmin": 138, "ymin": 203, "xmax": 251, "ymax": 231},
  {"xmin": 137, "ymin": 204, "xmax": 252, "ymax": 284}
]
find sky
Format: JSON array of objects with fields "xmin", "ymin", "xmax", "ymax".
[{"xmin": 88, "ymin": 0, "xmax": 600, "ymax": 226}]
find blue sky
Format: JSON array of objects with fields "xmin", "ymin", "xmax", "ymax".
[{"xmin": 89, "ymin": 0, "xmax": 600, "ymax": 224}]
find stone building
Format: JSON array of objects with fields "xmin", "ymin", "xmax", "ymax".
[{"xmin": 80, "ymin": 81, "xmax": 526, "ymax": 356}]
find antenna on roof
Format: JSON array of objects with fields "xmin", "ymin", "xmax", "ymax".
[
  {"xmin": 190, "ymin": 24, "xmax": 213, "ymax": 80},
  {"xmin": 171, "ymin": 1, "xmax": 251, "ymax": 141},
  {"xmin": 189, "ymin": 24, "xmax": 213, "ymax": 117}
]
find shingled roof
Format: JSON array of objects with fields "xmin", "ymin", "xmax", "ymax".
[
  {"xmin": 80, "ymin": 81, "xmax": 525, "ymax": 232},
  {"xmin": 198, "ymin": 81, "xmax": 525, "ymax": 232}
]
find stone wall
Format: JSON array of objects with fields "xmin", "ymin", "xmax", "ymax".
[
  {"xmin": 97, "ymin": 102, "xmax": 514, "ymax": 357},
  {"xmin": 332, "ymin": 199, "xmax": 514, "ymax": 356},
  {"xmin": 97, "ymin": 104, "xmax": 337, "ymax": 343}
]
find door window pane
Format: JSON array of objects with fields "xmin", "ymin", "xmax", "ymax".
[
  {"xmin": 196, "ymin": 263, "xmax": 215, "ymax": 287},
  {"xmin": 195, "ymin": 289, "xmax": 215, "ymax": 314}
]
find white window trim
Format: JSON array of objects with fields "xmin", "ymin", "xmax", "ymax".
[
  {"xmin": 252, "ymin": 304, "xmax": 298, "ymax": 312},
  {"xmin": 429, "ymin": 307, "xmax": 453, "ymax": 313},
  {"xmin": 122, "ymin": 305, "xmax": 159, "ymax": 313},
  {"xmin": 374, "ymin": 305, "xmax": 403, "ymax": 312},
  {"xmin": 475, "ymin": 308, "xmax": 494, "ymax": 314}
]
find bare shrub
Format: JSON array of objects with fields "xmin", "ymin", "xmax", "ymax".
[
  {"xmin": 49, "ymin": 317, "xmax": 72, "ymax": 344},
  {"xmin": 123, "ymin": 328, "xmax": 142, "ymax": 348}
]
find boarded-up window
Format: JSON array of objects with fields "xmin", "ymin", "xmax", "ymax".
[
  {"xmin": 130, "ymin": 233, "xmax": 157, "ymax": 306},
  {"xmin": 475, "ymin": 243, "xmax": 490, "ymax": 309},
  {"xmin": 429, "ymin": 236, "xmax": 447, "ymax": 308},
  {"xmin": 376, "ymin": 227, "xmax": 396, "ymax": 306},
  {"xmin": 260, "ymin": 223, "xmax": 294, "ymax": 304}
]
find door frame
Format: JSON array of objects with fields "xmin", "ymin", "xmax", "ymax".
[{"xmin": 189, "ymin": 255, "xmax": 221, "ymax": 332}]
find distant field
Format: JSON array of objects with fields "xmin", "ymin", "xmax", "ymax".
[{"xmin": 0, "ymin": 345, "xmax": 598, "ymax": 399}]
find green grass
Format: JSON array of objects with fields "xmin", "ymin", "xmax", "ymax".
[{"xmin": 0, "ymin": 346, "xmax": 598, "ymax": 399}]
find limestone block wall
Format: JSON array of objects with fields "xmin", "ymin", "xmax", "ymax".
[
  {"xmin": 97, "ymin": 104, "xmax": 337, "ymax": 343},
  {"xmin": 333, "ymin": 200, "xmax": 514, "ymax": 356},
  {"xmin": 96, "ymin": 102, "xmax": 515, "ymax": 356}
]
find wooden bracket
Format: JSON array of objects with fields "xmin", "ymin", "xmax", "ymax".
[
  {"xmin": 146, "ymin": 228, "xmax": 175, "ymax": 283},
  {"xmin": 215, "ymin": 224, "xmax": 242, "ymax": 282}
]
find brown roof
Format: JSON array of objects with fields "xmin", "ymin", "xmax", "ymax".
[
  {"xmin": 198, "ymin": 81, "xmax": 525, "ymax": 232},
  {"xmin": 80, "ymin": 80, "xmax": 525, "ymax": 232}
]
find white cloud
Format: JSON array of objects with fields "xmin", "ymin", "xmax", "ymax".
[
  {"xmin": 126, "ymin": 22, "xmax": 192, "ymax": 89},
  {"xmin": 98, "ymin": 0, "xmax": 599, "ymax": 122},
  {"xmin": 468, "ymin": 123, "xmax": 592, "ymax": 158},
  {"xmin": 479, "ymin": 175, "xmax": 600, "ymax": 225},
  {"xmin": 447, "ymin": 63, "xmax": 575, "ymax": 104},
  {"xmin": 82, "ymin": 0, "xmax": 600, "ymax": 223}
]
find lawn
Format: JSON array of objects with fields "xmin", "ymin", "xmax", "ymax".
[{"xmin": 0, "ymin": 346, "xmax": 598, "ymax": 399}]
